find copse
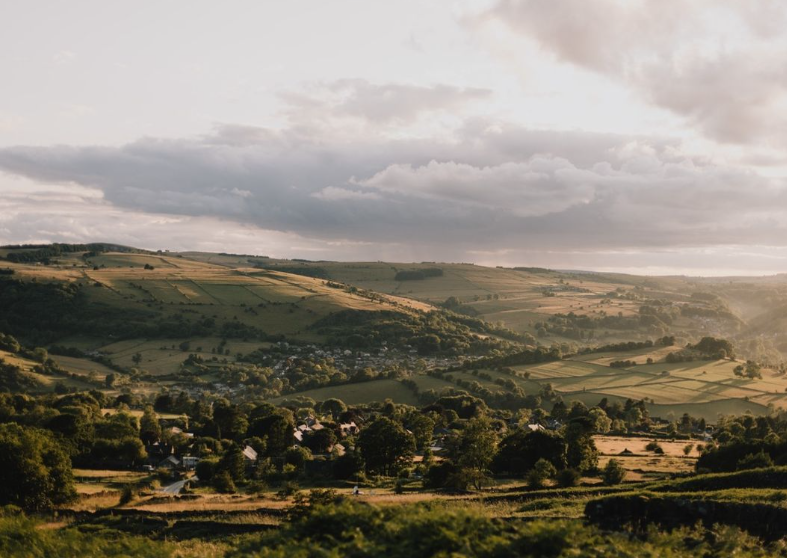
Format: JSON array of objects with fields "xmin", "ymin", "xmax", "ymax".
[
  {"xmin": 691, "ymin": 337, "xmax": 735, "ymax": 359},
  {"xmin": 0, "ymin": 423, "xmax": 76, "ymax": 511}
]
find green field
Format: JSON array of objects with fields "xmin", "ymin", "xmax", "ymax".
[
  {"xmin": 269, "ymin": 379, "xmax": 420, "ymax": 406},
  {"xmin": 264, "ymin": 344, "xmax": 785, "ymax": 421}
]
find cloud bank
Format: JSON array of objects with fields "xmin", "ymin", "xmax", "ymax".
[{"xmin": 2, "ymin": 121, "xmax": 786, "ymax": 265}]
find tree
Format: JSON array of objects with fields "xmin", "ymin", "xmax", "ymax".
[
  {"xmin": 737, "ymin": 451, "xmax": 773, "ymax": 470},
  {"xmin": 0, "ymin": 424, "xmax": 76, "ymax": 511},
  {"xmin": 358, "ymin": 417, "xmax": 415, "ymax": 476},
  {"xmin": 303, "ymin": 428, "xmax": 337, "ymax": 454},
  {"xmin": 219, "ymin": 445, "xmax": 246, "ymax": 481},
  {"xmin": 320, "ymin": 398, "xmax": 347, "ymax": 421},
  {"xmin": 285, "ymin": 446, "xmax": 313, "ymax": 471},
  {"xmin": 564, "ymin": 417, "xmax": 599, "ymax": 472},
  {"xmin": 247, "ymin": 412, "xmax": 294, "ymax": 456},
  {"xmin": 602, "ymin": 459, "xmax": 626, "ymax": 485},
  {"xmin": 406, "ymin": 413, "xmax": 435, "ymax": 450},
  {"xmin": 446, "ymin": 416, "xmax": 497, "ymax": 489},
  {"xmin": 213, "ymin": 400, "xmax": 249, "ymax": 441},
  {"xmin": 131, "ymin": 352, "xmax": 143, "ymax": 366},
  {"xmin": 588, "ymin": 408, "xmax": 611, "ymax": 434},
  {"xmin": 139, "ymin": 406, "xmax": 162, "ymax": 445},
  {"xmin": 492, "ymin": 429, "xmax": 567, "ymax": 477}
]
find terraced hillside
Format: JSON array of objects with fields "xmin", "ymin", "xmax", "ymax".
[
  {"xmin": 0, "ymin": 249, "xmax": 432, "ymax": 343},
  {"xmin": 0, "ymin": 246, "xmax": 513, "ymax": 392},
  {"xmin": 195, "ymin": 256, "xmax": 787, "ymax": 364},
  {"xmin": 181, "ymin": 255, "xmax": 751, "ymax": 346}
]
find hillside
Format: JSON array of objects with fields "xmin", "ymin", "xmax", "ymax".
[
  {"xmin": 0, "ymin": 248, "xmax": 434, "ymax": 344},
  {"xmin": 183, "ymin": 255, "xmax": 787, "ymax": 360},
  {"xmin": 4, "ymin": 245, "xmax": 787, "ymax": 421},
  {"xmin": 0, "ymin": 247, "xmax": 518, "ymax": 396}
]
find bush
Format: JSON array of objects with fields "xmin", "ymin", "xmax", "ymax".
[
  {"xmin": 602, "ymin": 459, "xmax": 626, "ymax": 485},
  {"xmin": 556, "ymin": 468, "xmax": 581, "ymax": 488},
  {"xmin": 645, "ymin": 441, "xmax": 664, "ymax": 454},
  {"xmin": 737, "ymin": 451, "xmax": 774, "ymax": 471},
  {"xmin": 527, "ymin": 459, "xmax": 556, "ymax": 489},
  {"xmin": 213, "ymin": 470, "xmax": 237, "ymax": 493},
  {"xmin": 119, "ymin": 485, "xmax": 136, "ymax": 505},
  {"xmin": 276, "ymin": 481, "xmax": 299, "ymax": 500},
  {"xmin": 195, "ymin": 458, "xmax": 218, "ymax": 483}
]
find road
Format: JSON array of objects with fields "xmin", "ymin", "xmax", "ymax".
[{"xmin": 160, "ymin": 477, "xmax": 193, "ymax": 495}]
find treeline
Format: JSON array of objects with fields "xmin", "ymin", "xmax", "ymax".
[
  {"xmin": 254, "ymin": 264, "xmax": 330, "ymax": 279},
  {"xmin": 311, "ymin": 309, "xmax": 515, "ymax": 356},
  {"xmin": 698, "ymin": 413, "xmax": 787, "ymax": 473},
  {"xmin": 1, "ymin": 243, "xmax": 136, "ymax": 263}
]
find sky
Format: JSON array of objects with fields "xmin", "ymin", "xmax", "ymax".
[{"xmin": 2, "ymin": 0, "xmax": 787, "ymax": 275}]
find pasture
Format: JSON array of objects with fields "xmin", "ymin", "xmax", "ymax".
[
  {"xmin": 266, "ymin": 344, "xmax": 787, "ymax": 421},
  {"xmin": 237, "ymin": 260, "xmax": 698, "ymax": 342},
  {"xmin": 269, "ymin": 379, "xmax": 420, "ymax": 406}
]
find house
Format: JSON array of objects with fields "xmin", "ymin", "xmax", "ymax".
[
  {"xmin": 526, "ymin": 423, "xmax": 545, "ymax": 432},
  {"xmin": 242, "ymin": 445, "xmax": 258, "ymax": 464},
  {"xmin": 158, "ymin": 455, "xmax": 180, "ymax": 469},
  {"xmin": 146, "ymin": 442, "xmax": 174, "ymax": 466},
  {"xmin": 332, "ymin": 443, "xmax": 346, "ymax": 457},
  {"xmin": 182, "ymin": 455, "xmax": 199, "ymax": 470},
  {"xmin": 339, "ymin": 422, "xmax": 358, "ymax": 437}
]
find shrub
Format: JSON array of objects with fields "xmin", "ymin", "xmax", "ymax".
[
  {"xmin": 737, "ymin": 451, "xmax": 774, "ymax": 471},
  {"xmin": 195, "ymin": 458, "xmax": 218, "ymax": 483},
  {"xmin": 276, "ymin": 481, "xmax": 299, "ymax": 500},
  {"xmin": 527, "ymin": 459, "xmax": 557, "ymax": 489},
  {"xmin": 556, "ymin": 468, "xmax": 581, "ymax": 488},
  {"xmin": 119, "ymin": 485, "xmax": 136, "ymax": 505},
  {"xmin": 645, "ymin": 441, "xmax": 664, "ymax": 454},
  {"xmin": 213, "ymin": 471, "xmax": 237, "ymax": 493},
  {"xmin": 602, "ymin": 459, "xmax": 626, "ymax": 485}
]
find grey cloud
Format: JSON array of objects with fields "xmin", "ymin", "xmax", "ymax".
[{"xmin": 1, "ymin": 124, "xmax": 787, "ymax": 257}]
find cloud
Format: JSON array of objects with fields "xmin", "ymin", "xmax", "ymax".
[
  {"xmin": 2, "ymin": 123, "xmax": 787, "ymax": 262},
  {"xmin": 484, "ymin": 0, "xmax": 787, "ymax": 147},
  {"xmin": 279, "ymin": 80, "xmax": 492, "ymax": 125},
  {"xmin": 356, "ymin": 158, "xmax": 595, "ymax": 217}
]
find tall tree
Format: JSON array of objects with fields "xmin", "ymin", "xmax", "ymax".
[
  {"xmin": 358, "ymin": 417, "xmax": 415, "ymax": 476},
  {"xmin": 446, "ymin": 416, "xmax": 497, "ymax": 489},
  {"xmin": 139, "ymin": 406, "xmax": 162, "ymax": 445}
]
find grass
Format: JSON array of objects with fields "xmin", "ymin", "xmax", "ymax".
[
  {"xmin": 269, "ymin": 379, "xmax": 420, "ymax": 406},
  {"xmin": 5, "ymin": 252, "xmax": 434, "ymax": 349}
]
